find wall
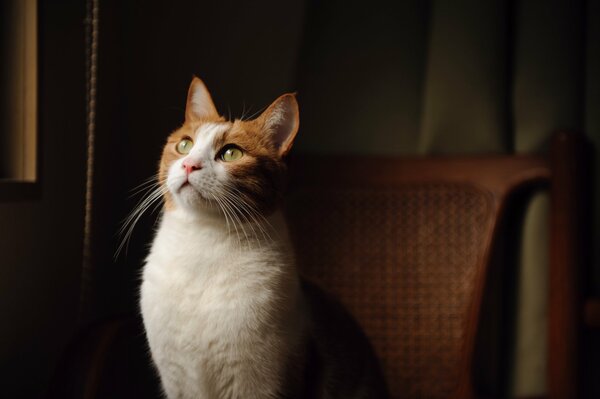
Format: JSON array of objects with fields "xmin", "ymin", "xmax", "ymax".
[{"xmin": 0, "ymin": 1, "xmax": 87, "ymax": 397}]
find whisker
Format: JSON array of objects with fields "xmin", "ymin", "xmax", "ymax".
[
  {"xmin": 225, "ymin": 193, "xmax": 269, "ymax": 242},
  {"xmin": 221, "ymin": 183, "xmax": 276, "ymax": 236},
  {"xmin": 240, "ymin": 100, "xmax": 247, "ymax": 121},
  {"xmin": 214, "ymin": 193, "xmax": 245, "ymax": 249},
  {"xmin": 116, "ymin": 187, "xmax": 166, "ymax": 257},
  {"xmin": 128, "ymin": 177, "xmax": 166, "ymax": 198},
  {"xmin": 220, "ymin": 193, "xmax": 262, "ymax": 246},
  {"xmin": 129, "ymin": 173, "xmax": 161, "ymax": 191},
  {"xmin": 115, "ymin": 175, "xmax": 175, "ymax": 259},
  {"xmin": 244, "ymin": 104, "xmax": 267, "ymax": 121},
  {"xmin": 219, "ymin": 194, "xmax": 250, "ymax": 245},
  {"xmin": 119, "ymin": 186, "xmax": 165, "ymax": 233},
  {"xmin": 210, "ymin": 193, "xmax": 243, "ymax": 252},
  {"xmin": 219, "ymin": 185, "xmax": 274, "ymax": 244}
]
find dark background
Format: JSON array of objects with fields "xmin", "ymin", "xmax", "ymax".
[{"xmin": 1, "ymin": 0, "xmax": 599, "ymax": 397}]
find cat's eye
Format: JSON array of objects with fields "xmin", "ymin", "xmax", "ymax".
[
  {"xmin": 176, "ymin": 138, "xmax": 193, "ymax": 154},
  {"xmin": 220, "ymin": 145, "xmax": 244, "ymax": 162}
]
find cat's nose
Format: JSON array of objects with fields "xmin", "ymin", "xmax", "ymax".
[{"xmin": 182, "ymin": 158, "xmax": 202, "ymax": 175}]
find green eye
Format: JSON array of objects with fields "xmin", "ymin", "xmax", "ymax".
[
  {"xmin": 176, "ymin": 138, "xmax": 193, "ymax": 154},
  {"xmin": 220, "ymin": 146, "xmax": 244, "ymax": 162}
]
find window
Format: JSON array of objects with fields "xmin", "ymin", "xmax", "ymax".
[{"xmin": 0, "ymin": 0, "xmax": 37, "ymax": 185}]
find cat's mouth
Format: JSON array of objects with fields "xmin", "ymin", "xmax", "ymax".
[
  {"xmin": 176, "ymin": 176, "xmax": 194, "ymax": 192},
  {"xmin": 177, "ymin": 181, "xmax": 198, "ymax": 195}
]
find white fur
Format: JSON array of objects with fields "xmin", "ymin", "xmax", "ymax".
[
  {"xmin": 166, "ymin": 123, "xmax": 231, "ymax": 211},
  {"xmin": 142, "ymin": 161, "xmax": 307, "ymax": 398}
]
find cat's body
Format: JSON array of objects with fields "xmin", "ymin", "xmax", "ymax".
[
  {"xmin": 140, "ymin": 77, "xmax": 387, "ymax": 399},
  {"xmin": 142, "ymin": 209, "xmax": 306, "ymax": 399}
]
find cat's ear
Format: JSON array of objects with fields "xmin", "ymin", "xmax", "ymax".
[
  {"xmin": 185, "ymin": 77, "xmax": 219, "ymax": 122},
  {"xmin": 259, "ymin": 93, "xmax": 299, "ymax": 157}
]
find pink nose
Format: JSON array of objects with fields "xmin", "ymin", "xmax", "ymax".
[{"xmin": 182, "ymin": 158, "xmax": 202, "ymax": 175}]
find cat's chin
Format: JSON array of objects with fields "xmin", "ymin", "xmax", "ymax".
[{"xmin": 174, "ymin": 184, "xmax": 216, "ymax": 212}]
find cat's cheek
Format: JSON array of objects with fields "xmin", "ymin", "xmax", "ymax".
[
  {"xmin": 166, "ymin": 160, "xmax": 186, "ymax": 194},
  {"xmin": 213, "ymin": 162, "xmax": 230, "ymax": 181}
]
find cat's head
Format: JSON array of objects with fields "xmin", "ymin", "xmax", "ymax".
[{"xmin": 159, "ymin": 77, "xmax": 299, "ymax": 217}]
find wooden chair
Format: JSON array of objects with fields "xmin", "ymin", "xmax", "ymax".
[{"xmin": 285, "ymin": 132, "xmax": 594, "ymax": 399}]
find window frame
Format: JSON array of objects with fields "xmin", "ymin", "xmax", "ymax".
[{"xmin": 0, "ymin": 0, "xmax": 40, "ymax": 201}]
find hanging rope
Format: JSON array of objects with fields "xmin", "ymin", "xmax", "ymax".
[{"xmin": 80, "ymin": 0, "xmax": 99, "ymax": 320}]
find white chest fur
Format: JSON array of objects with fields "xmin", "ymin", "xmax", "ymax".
[{"xmin": 141, "ymin": 210, "xmax": 305, "ymax": 399}]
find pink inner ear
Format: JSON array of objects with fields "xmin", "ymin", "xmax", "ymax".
[
  {"xmin": 265, "ymin": 95, "xmax": 299, "ymax": 156},
  {"xmin": 185, "ymin": 78, "xmax": 218, "ymax": 122}
]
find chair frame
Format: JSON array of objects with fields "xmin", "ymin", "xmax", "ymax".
[{"xmin": 287, "ymin": 132, "xmax": 592, "ymax": 399}]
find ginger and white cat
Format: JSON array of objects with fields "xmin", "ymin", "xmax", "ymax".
[{"xmin": 140, "ymin": 77, "xmax": 388, "ymax": 399}]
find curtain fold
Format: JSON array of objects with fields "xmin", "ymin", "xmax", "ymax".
[
  {"xmin": 296, "ymin": 0, "xmax": 429, "ymax": 155},
  {"xmin": 419, "ymin": 0, "xmax": 509, "ymax": 154},
  {"xmin": 511, "ymin": 1, "xmax": 585, "ymax": 395}
]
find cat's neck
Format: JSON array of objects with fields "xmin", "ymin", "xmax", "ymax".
[
  {"xmin": 153, "ymin": 207, "xmax": 294, "ymax": 267},
  {"xmin": 162, "ymin": 207, "xmax": 289, "ymax": 242},
  {"xmin": 148, "ymin": 206, "xmax": 299, "ymax": 294}
]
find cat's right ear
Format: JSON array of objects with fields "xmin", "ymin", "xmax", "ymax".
[
  {"xmin": 258, "ymin": 93, "xmax": 300, "ymax": 157},
  {"xmin": 185, "ymin": 77, "xmax": 219, "ymax": 123}
]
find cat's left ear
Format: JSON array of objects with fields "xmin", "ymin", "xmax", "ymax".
[
  {"xmin": 259, "ymin": 93, "xmax": 299, "ymax": 157},
  {"xmin": 185, "ymin": 76, "xmax": 219, "ymax": 123}
]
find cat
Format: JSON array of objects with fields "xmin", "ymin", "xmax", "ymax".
[{"xmin": 140, "ymin": 77, "xmax": 388, "ymax": 399}]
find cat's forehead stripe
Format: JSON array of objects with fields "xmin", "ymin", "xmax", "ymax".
[
  {"xmin": 194, "ymin": 122, "xmax": 229, "ymax": 142},
  {"xmin": 190, "ymin": 122, "xmax": 230, "ymax": 154}
]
